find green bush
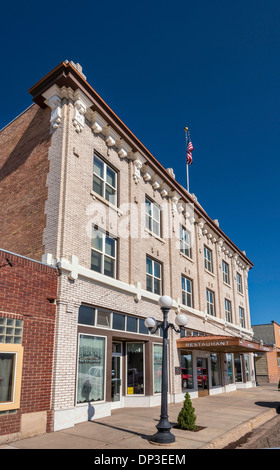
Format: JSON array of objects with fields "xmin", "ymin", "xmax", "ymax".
[{"xmin": 177, "ymin": 392, "xmax": 197, "ymax": 431}]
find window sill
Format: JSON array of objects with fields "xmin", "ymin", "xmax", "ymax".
[
  {"xmin": 223, "ymin": 281, "xmax": 231, "ymax": 289},
  {"xmin": 180, "ymin": 252, "xmax": 194, "ymax": 263},
  {"xmin": 90, "ymin": 190, "xmax": 123, "ymax": 216},
  {"xmin": 144, "ymin": 228, "xmax": 165, "ymax": 244},
  {"xmin": 205, "ymin": 269, "xmax": 215, "ymax": 278}
]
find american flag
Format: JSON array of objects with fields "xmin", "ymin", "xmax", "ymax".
[{"xmin": 186, "ymin": 131, "xmax": 193, "ymax": 165}]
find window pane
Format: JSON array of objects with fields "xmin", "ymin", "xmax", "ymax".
[
  {"xmin": 93, "ymin": 175, "xmax": 103, "ymax": 196},
  {"xmin": 152, "ymin": 220, "xmax": 160, "ymax": 236},
  {"xmin": 106, "ymin": 166, "xmax": 116, "ymax": 188},
  {"xmin": 105, "ymin": 237, "xmax": 115, "ymax": 257},
  {"xmin": 77, "ymin": 335, "xmax": 105, "ymax": 403},
  {"xmin": 181, "ymin": 353, "xmax": 194, "ymax": 390},
  {"xmin": 153, "ymin": 204, "xmax": 160, "ymax": 222},
  {"xmin": 0, "ymin": 353, "xmax": 15, "ymax": 402},
  {"xmin": 146, "ymin": 257, "xmax": 153, "ymax": 275},
  {"xmin": 146, "ymin": 275, "xmax": 153, "ymax": 292},
  {"xmin": 153, "ymin": 344, "xmax": 162, "ymax": 393},
  {"xmin": 91, "ymin": 251, "xmax": 102, "ymax": 273},
  {"xmin": 104, "ymin": 256, "xmax": 115, "ymax": 278},
  {"xmin": 227, "ymin": 353, "xmax": 234, "ymax": 384},
  {"xmin": 145, "ymin": 199, "xmax": 151, "ymax": 215},
  {"xmin": 105, "ymin": 185, "xmax": 117, "ymax": 205},
  {"xmin": 139, "ymin": 319, "xmax": 148, "ymax": 335},
  {"xmin": 78, "ymin": 305, "xmax": 95, "ymax": 326},
  {"xmin": 113, "ymin": 313, "xmax": 125, "ymax": 331},
  {"xmin": 93, "ymin": 156, "xmax": 104, "ymax": 178},
  {"xmin": 92, "ymin": 230, "xmax": 103, "ymax": 251},
  {"xmin": 211, "ymin": 354, "xmax": 221, "ymax": 386},
  {"xmin": 127, "ymin": 343, "xmax": 144, "ymax": 395},
  {"xmin": 154, "ymin": 278, "xmax": 161, "ymax": 295},
  {"xmin": 127, "ymin": 316, "xmax": 137, "ymax": 332},
  {"xmin": 153, "ymin": 261, "xmax": 161, "ymax": 279},
  {"xmin": 97, "ymin": 310, "xmax": 111, "ymax": 328}
]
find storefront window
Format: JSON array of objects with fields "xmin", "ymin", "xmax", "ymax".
[
  {"xmin": 180, "ymin": 353, "xmax": 193, "ymax": 389},
  {"xmin": 227, "ymin": 353, "xmax": 234, "ymax": 384},
  {"xmin": 210, "ymin": 354, "xmax": 221, "ymax": 386},
  {"xmin": 153, "ymin": 344, "xmax": 162, "ymax": 394},
  {"xmin": 244, "ymin": 354, "xmax": 251, "ymax": 381},
  {"xmin": 127, "ymin": 343, "xmax": 144, "ymax": 395},
  {"xmin": 234, "ymin": 354, "xmax": 243, "ymax": 382},
  {"xmin": 0, "ymin": 353, "xmax": 15, "ymax": 403},
  {"xmin": 77, "ymin": 334, "xmax": 106, "ymax": 403}
]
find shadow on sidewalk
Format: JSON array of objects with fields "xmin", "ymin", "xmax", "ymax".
[
  {"xmin": 89, "ymin": 420, "xmax": 154, "ymax": 442},
  {"xmin": 255, "ymin": 402, "xmax": 280, "ymax": 413}
]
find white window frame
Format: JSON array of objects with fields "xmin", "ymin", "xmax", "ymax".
[
  {"xmin": 91, "ymin": 227, "xmax": 117, "ymax": 278},
  {"xmin": 181, "ymin": 276, "xmax": 193, "ymax": 307},
  {"xmin": 146, "ymin": 256, "xmax": 162, "ymax": 295},
  {"xmin": 93, "ymin": 154, "xmax": 117, "ymax": 206},
  {"xmin": 237, "ymin": 272, "xmax": 243, "ymax": 294},
  {"xmin": 206, "ymin": 289, "xmax": 215, "ymax": 316},
  {"xmin": 145, "ymin": 197, "xmax": 161, "ymax": 237},
  {"xmin": 239, "ymin": 307, "xmax": 245, "ymax": 328},
  {"xmin": 180, "ymin": 225, "xmax": 192, "ymax": 258},
  {"xmin": 204, "ymin": 246, "xmax": 213, "ymax": 273},
  {"xmin": 225, "ymin": 299, "xmax": 232, "ymax": 323},
  {"xmin": 222, "ymin": 261, "xmax": 230, "ymax": 285}
]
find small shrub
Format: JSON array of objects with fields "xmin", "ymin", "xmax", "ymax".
[{"xmin": 177, "ymin": 392, "xmax": 197, "ymax": 431}]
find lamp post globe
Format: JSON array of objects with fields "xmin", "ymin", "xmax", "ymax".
[
  {"xmin": 175, "ymin": 313, "xmax": 188, "ymax": 327},
  {"xmin": 158, "ymin": 295, "xmax": 173, "ymax": 309},
  {"xmin": 144, "ymin": 317, "xmax": 157, "ymax": 329}
]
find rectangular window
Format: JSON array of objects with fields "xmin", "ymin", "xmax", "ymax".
[
  {"xmin": 180, "ymin": 225, "xmax": 192, "ymax": 258},
  {"xmin": 145, "ymin": 197, "xmax": 161, "ymax": 237},
  {"xmin": 153, "ymin": 344, "xmax": 163, "ymax": 394},
  {"xmin": 96, "ymin": 309, "xmax": 111, "ymax": 328},
  {"xmin": 204, "ymin": 246, "xmax": 213, "ymax": 273},
  {"xmin": 180, "ymin": 353, "xmax": 194, "ymax": 390},
  {"xmin": 77, "ymin": 334, "xmax": 106, "ymax": 403},
  {"xmin": 225, "ymin": 299, "xmax": 232, "ymax": 323},
  {"xmin": 244, "ymin": 354, "xmax": 251, "ymax": 381},
  {"xmin": 91, "ymin": 227, "xmax": 116, "ymax": 278},
  {"xmin": 126, "ymin": 316, "xmax": 137, "ymax": 333},
  {"xmin": 239, "ymin": 307, "xmax": 245, "ymax": 328},
  {"xmin": 222, "ymin": 261, "xmax": 230, "ymax": 284},
  {"xmin": 0, "ymin": 318, "xmax": 23, "ymax": 344},
  {"xmin": 206, "ymin": 289, "xmax": 215, "ymax": 316},
  {"xmin": 0, "ymin": 353, "xmax": 15, "ymax": 403},
  {"xmin": 181, "ymin": 276, "xmax": 193, "ymax": 307},
  {"xmin": 93, "ymin": 154, "xmax": 117, "ymax": 205},
  {"xmin": 146, "ymin": 256, "xmax": 162, "ymax": 295},
  {"xmin": 237, "ymin": 273, "xmax": 243, "ymax": 294},
  {"xmin": 210, "ymin": 353, "xmax": 221, "ymax": 386},
  {"xmin": 112, "ymin": 313, "xmax": 125, "ymax": 331},
  {"xmin": 127, "ymin": 343, "xmax": 144, "ymax": 395},
  {"xmin": 78, "ymin": 305, "xmax": 95, "ymax": 326},
  {"xmin": 227, "ymin": 353, "xmax": 234, "ymax": 384}
]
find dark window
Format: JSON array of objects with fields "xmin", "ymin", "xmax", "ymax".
[
  {"xmin": 127, "ymin": 316, "xmax": 137, "ymax": 333},
  {"xmin": 78, "ymin": 305, "xmax": 95, "ymax": 326},
  {"xmin": 113, "ymin": 313, "xmax": 125, "ymax": 331}
]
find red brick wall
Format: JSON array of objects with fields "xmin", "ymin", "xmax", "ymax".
[
  {"xmin": 0, "ymin": 104, "xmax": 51, "ymax": 261},
  {"xmin": 0, "ymin": 250, "xmax": 58, "ymax": 437}
]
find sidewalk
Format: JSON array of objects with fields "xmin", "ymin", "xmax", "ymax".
[{"xmin": 1, "ymin": 384, "xmax": 279, "ymax": 450}]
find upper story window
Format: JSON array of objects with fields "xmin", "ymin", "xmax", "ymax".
[
  {"xmin": 239, "ymin": 307, "xmax": 245, "ymax": 328},
  {"xmin": 237, "ymin": 272, "xmax": 243, "ymax": 294},
  {"xmin": 93, "ymin": 154, "xmax": 117, "ymax": 205},
  {"xmin": 206, "ymin": 289, "xmax": 215, "ymax": 316},
  {"xmin": 222, "ymin": 261, "xmax": 230, "ymax": 285},
  {"xmin": 146, "ymin": 256, "xmax": 162, "ymax": 295},
  {"xmin": 204, "ymin": 246, "xmax": 213, "ymax": 273},
  {"xmin": 91, "ymin": 227, "xmax": 116, "ymax": 278},
  {"xmin": 181, "ymin": 276, "xmax": 193, "ymax": 307},
  {"xmin": 145, "ymin": 197, "xmax": 161, "ymax": 237},
  {"xmin": 180, "ymin": 225, "xmax": 192, "ymax": 258},
  {"xmin": 225, "ymin": 299, "xmax": 232, "ymax": 323}
]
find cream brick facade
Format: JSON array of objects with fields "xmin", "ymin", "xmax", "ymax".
[{"xmin": 28, "ymin": 61, "xmax": 255, "ymax": 430}]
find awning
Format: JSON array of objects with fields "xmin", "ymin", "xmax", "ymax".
[{"xmin": 176, "ymin": 335, "xmax": 273, "ymax": 353}]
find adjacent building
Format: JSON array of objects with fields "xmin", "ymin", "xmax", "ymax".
[
  {"xmin": 0, "ymin": 60, "xmax": 269, "ymax": 433},
  {"xmin": 0, "ymin": 250, "xmax": 57, "ymax": 442},
  {"xmin": 252, "ymin": 321, "xmax": 280, "ymax": 383}
]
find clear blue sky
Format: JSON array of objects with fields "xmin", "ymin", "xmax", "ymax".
[{"xmin": 1, "ymin": 0, "xmax": 279, "ymax": 326}]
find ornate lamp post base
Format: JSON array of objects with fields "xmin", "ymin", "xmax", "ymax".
[{"xmin": 151, "ymin": 419, "xmax": 175, "ymax": 445}]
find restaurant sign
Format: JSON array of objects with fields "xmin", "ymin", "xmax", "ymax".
[{"xmin": 176, "ymin": 335, "xmax": 273, "ymax": 353}]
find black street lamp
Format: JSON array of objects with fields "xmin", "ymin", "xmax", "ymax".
[{"xmin": 145, "ymin": 295, "xmax": 188, "ymax": 445}]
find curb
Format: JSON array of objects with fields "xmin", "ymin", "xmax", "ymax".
[{"xmin": 200, "ymin": 408, "xmax": 278, "ymax": 449}]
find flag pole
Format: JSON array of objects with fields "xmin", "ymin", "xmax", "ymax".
[{"xmin": 185, "ymin": 127, "xmax": 190, "ymax": 192}]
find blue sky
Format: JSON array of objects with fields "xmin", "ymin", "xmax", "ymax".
[{"xmin": 1, "ymin": 0, "xmax": 279, "ymax": 326}]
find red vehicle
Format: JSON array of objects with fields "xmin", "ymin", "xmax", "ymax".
[
  {"xmin": 181, "ymin": 368, "xmax": 193, "ymax": 389},
  {"xmin": 181, "ymin": 367, "xmax": 208, "ymax": 389},
  {"xmin": 197, "ymin": 367, "xmax": 208, "ymax": 388}
]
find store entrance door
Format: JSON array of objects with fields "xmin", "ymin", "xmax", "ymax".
[
  {"xmin": 197, "ymin": 358, "xmax": 209, "ymax": 397},
  {"xmin": 111, "ymin": 342, "xmax": 123, "ymax": 409}
]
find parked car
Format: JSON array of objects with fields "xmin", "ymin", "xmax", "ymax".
[
  {"xmin": 197, "ymin": 367, "xmax": 208, "ymax": 388},
  {"xmin": 181, "ymin": 368, "xmax": 193, "ymax": 389}
]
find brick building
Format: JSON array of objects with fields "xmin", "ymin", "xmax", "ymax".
[
  {"xmin": 252, "ymin": 322, "xmax": 280, "ymax": 383},
  {"xmin": 0, "ymin": 60, "xmax": 270, "ymax": 433},
  {"xmin": 0, "ymin": 250, "xmax": 57, "ymax": 443}
]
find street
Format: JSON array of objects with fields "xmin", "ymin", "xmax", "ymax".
[{"xmin": 224, "ymin": 413, "xmax": 280, "ymax": 449}]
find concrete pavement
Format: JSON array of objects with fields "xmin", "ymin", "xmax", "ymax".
[{"xmin": 1, "ymin": 384, "xmax": 279, "ymax": 450}]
